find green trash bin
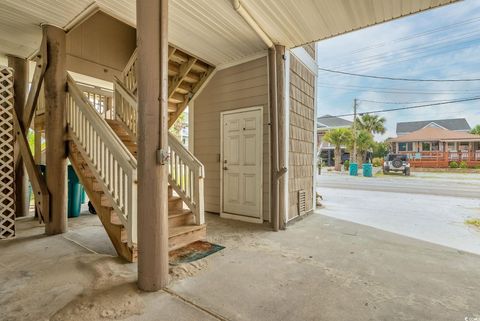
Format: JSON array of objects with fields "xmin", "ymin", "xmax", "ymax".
[
  {"xmin": 362, "ymin": 163, "xmax": 373, "ymax": 177},
  {"xmin": 349, "ymin": 162, "xmax": 358, "ymax": 176},
  {"xmin": 68, "ymin": 165, "xmax": 82, "ymax": 218},
  {"xmin": 80, "ymin": 186, "xmax": 86, "ymax": 205}
]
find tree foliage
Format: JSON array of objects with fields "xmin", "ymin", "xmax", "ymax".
[
  {"xmin": 348, "ymin": 129, "xmax": 375, "ymax": 164},
  {"xmin": 323, "ymin": 127, "xmax": 353, "ymax": 171},
  {"xmin": 372, "ymin": 141, "xmax": 390, "ymax": 158},
  {"xmin": 355, "ymin": 114, "xmax": 386, "ymax": 135},
  {"xmin": 471, "ymin": 124, "xmax": 480, "ymax": 135}
]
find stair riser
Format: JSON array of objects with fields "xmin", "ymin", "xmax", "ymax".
[
  {"xmin": 169, "ymin": 198, "xmax": 183, "ymax": 210},
  {"xmin": 101, "ymin": 195, "xmax": 112, "ymax": 207},
  {"xmin": 110, "ymin": 210, "xmax": 124, "ymax": 226},
  {"xmin": 169, "ymin": 214, "xmax": 194, "ymax": 228},
  {"xmin": 169, "ymin": 226, "xmax": 207, "ymax": 251}
]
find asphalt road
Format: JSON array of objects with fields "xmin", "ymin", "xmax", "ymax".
[
  {"xmin": 317, "ymin": 171, "xmax": 480, "ymax": 198},
  {"xmin": 316, "ymin": 171, "xmax": 480, "ymax": 255}
]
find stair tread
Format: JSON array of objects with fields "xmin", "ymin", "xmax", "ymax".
[
  {"xmin": 169, "ymin": 208, "xmax": 192, "ymax": 217},
  {"xmin": 169, "ymin": 224, "xmax": 205, "ymax": 238}
]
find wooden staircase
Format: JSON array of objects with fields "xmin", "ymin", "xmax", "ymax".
[
  {"xmin": 65, "ymin": 53, "xmax": 208, "ymax": 263},
  {"xmin": 69, "ymin": 141, "xmax": 137, "ymax": 261},
  {"xmin": 105, "ymin": 119, "xmax": 206, "ymax": 255}
]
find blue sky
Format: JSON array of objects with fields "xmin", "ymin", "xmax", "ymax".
[{"xmin": 316, "ymin": 0, "xmax": 480, "ymax": 140}]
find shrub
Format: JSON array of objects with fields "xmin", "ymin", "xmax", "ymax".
[
  {"xmin": 449, "ymin": 161, "xmax": 459, "ymax": 169},
  {"xmin": 343, "ymin": 160, "xmax": 350, "ymax": 171},
  {"xmin": 372, "ymin": 157, "xmax": 383, "ymax": 167},
  {"xmin": 459, "ymin": 161, "xmax": 468, "ymax": 169}
]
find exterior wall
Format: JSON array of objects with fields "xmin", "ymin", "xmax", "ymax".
[
  {"xmin": 193, "ymin": 57, "xmax": 270, "ymax": 221},
  {"xmin": 288, "ymin": 55, "xmax": 316, "ymax": 220},
  {"xmin": 66, "ymin": 11, "xmax": 136, "ymax": 82}
]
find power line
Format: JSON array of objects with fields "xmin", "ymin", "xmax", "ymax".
[
  {"xmin": 320, "ymin": 15, "xmax": 480, "ymax": 63},
  {"xmin": 316, "ymin": 83, "xmax": 480, "ymax": 95},
  {"xmin": 357, "ymin": 98, "xmax": 460, "ymax": 105},
  {"xmin": 320, "ymin": 96, "xmax": 480, "ymax": 119},
  {"xmin": 328, "ymin": 34, "xmax": 480, "ymax": 72},
  {"xmin": 318, "ymin": 67, "xmax": 480, "ymax": 82}
]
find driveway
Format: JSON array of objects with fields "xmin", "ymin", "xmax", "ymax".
[{"xmin": 317, "ymin": 171, "xmax": 480, "ymax": 255}]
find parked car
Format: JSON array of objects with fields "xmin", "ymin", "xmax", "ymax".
[{"xmin": 383, "ymin": 154, "xmax": 411, "ymax": 176}]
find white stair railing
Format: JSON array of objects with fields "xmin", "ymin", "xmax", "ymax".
[
  {"xmin": 78, "ymin": 83, "xmax": 114, "ymax": 120},
  {"xmin": 114, "ymin": 77, "xmax": 137, "ymax": 138},
  {"xmin": 168, "ymin": 132, "xmax": 205, "ymax": 225},
  {"xmin": 114, "ymin": 77, "xmax": 205, "ymax": 225},
  {"xmin": 122, "ymin": 49, "xmax": 137, "ymax": 93},
  {"xmin": 66, "ymin": 75, "xmax": 138, "ymax": 246}
]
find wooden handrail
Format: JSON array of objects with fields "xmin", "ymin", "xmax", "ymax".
[
  {"xmin": 122, "ymin": 49, "xmax": 138, "ymax": 93},
  {"xmin": 67, "ymin": 75, "xmax": 137, "ymax": 246}
]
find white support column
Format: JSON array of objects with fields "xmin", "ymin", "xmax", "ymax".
[{"xmin": 137, "ymin": 0, "xmax": 170, "ymax": 291}]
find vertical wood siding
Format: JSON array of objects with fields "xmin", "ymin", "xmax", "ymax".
[
  {"xmin": 288, "ymin": 56, "xmax": 315, "ymax": 220},
  {"xmin": 194, "ymin": 57, "xmax": 271, "ymax": 221}
]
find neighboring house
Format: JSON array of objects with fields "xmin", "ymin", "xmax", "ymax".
[
  {"xmin": 396, "ymin": 118, "xmax": 471, "ymax": 136},
  {"xmin": 388, "ymin": 126, "xmax": 480, "ymax": 168},
  {"xmin": 317, "ymin": 115, "xmax": 352, "ymax": 166}
]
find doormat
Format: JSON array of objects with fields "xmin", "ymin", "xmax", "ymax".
[{"xmin": 169, "ymin": 241, "xmax": 225, "ymax": 266}]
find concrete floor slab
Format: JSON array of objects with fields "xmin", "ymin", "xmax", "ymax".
[{"xmin": 1, "ymin": 213, "xmax": 480, "ymax": 321}]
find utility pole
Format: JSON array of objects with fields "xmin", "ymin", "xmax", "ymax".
[{"xmin": 352, "ymin": 98, "xmax": 357, "ymax": 163}]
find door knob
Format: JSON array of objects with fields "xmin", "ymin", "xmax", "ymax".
[{"xmin": 223, "ymin": 166, "xmax": 228, "ymax": 170}]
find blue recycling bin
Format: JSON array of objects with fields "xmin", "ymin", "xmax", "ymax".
[
  {"xmin": 362, "ymin": 163, "xmax": 373, "ymax": 177},
  {"xmin": 349, "ymin": 162, "xmax": 358, "ymax": 176},
  {"xmin": 68, "ymin": 165, "xmax": 82, "ymax": 218}
]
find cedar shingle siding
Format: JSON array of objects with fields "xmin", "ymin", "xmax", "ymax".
[{"xmin": 288, "ymin": 56, "xmax": 315, "ymax": 220}]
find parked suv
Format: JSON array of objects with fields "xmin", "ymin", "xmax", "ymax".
[{"xmin": 383, "ymin": 154, "xmax": 410, "ymax": 176}]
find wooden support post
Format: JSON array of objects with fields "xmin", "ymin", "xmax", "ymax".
[
  {"xmin": 43, "ymin": 25, "xmax": 67, "ymax": 235},
  {"xmin": 7, "ymin": 55, "xmax": 29, "ymax": 217},
  {"xmin": 137, "ymin": 0, "xmax": 170, "ymax": 291},
  {"xmin": 275, "ymin": 45, "xmax": 287, "ymax": 230}
]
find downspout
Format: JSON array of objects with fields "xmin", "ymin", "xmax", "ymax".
[{"xmin": 231, "ymin": 0, "xmax": 285, "ymax": 231}]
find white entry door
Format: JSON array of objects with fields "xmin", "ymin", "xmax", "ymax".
[{"xmin": 221, "ymin": 107, "xmax": 263, "ymax": 222}]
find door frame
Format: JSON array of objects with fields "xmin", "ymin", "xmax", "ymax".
[{"xmin": 220, "ymin": 106, "xmax": 263, "ymax": 224}]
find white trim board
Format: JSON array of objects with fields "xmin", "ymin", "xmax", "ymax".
[{"xmin": 290, "ymin": 47, "xmax": 318, "ymax": 76}]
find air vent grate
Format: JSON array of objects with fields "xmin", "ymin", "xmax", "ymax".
[{"xmin": 298, "ymin": 190, "xmax": 306, "ymax": 216}]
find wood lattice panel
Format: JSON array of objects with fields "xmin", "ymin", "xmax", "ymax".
[{"xmin": 0, "ymin": 66, "xmax": 15, "ymax": 238}]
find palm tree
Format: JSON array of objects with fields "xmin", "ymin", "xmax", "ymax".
[
  {"xmin": 355, "ymin": 114, "xmax": 386, "ymax": 135},
  {"xmin": 354, "ymin": 130, "xmax": 375, "ymax": 164},
  {"xmin": 323, "ymin": 128, "xmax": 353, "ymax": 171}
]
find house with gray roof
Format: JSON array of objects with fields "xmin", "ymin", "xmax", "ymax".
[
  {"xmin": 317, "ymin": 115, "xmax": 353, "ymax": 166},
  {"xmin": 318, "ymin": 114, "xmax": 353, "ymax": 130},
  {"xmin": 396, "ymin": 118, "xmax": 471, "ymax": 136}
]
